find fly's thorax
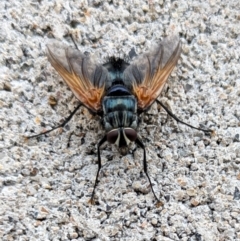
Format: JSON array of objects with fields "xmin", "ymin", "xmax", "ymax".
[
  {"xmin": 102, "ymin": 95, "xmax": 139, "ymax": 147},
  {"xmin": 102, "ymin": 95, "xmax": 138, "ymax": 131}
]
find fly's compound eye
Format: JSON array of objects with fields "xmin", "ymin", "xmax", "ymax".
[
  {"xmin": 124, "ymin": 128, "xmax": 137, "ymax": 142},
  {"xmin": 107, "ymin": 129, "xmax": 119, "ymax": 144}
]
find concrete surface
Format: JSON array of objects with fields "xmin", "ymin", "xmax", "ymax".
[{"xmin": 0, "ymin": 0, "xmax": 240, "ymax": 240}]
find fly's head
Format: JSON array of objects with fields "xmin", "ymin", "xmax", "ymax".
[
  {"xmin": 107, "ymin": 127, "xmax": 137, "ymax": 147},
  {"xmin": 106, "ymin": 127, "xmax": 138, "ymax": 155}
]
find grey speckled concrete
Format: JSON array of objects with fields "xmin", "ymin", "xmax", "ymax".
[{"xmin": 0, "ymin": 0, "xmax": 240, "ymax": 240}]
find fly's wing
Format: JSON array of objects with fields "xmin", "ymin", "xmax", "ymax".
[
  {"xmin": 46, "ymin": 41, "xmax": 107, "ymax": 113},
  {"xmin": 123, "ymin": 35, "xmax": 182, "ymax": 111}
]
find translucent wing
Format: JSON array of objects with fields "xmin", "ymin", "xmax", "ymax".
[
  {"xmin": 46, "ymin": 41, "xmax": 108, "ymax": 113},
  {"xmin": 124, "ymin": 35, "xmax": 182, "ymax": 111}
]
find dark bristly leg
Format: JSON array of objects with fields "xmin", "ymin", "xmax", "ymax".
[
  {"xmin": 26, "ymin": 104, "xmax": 82, "ymax": 139},
  {"xmin": 88, "ymin": 135, "xmax": 107, "ymax": 205},
  {"xmin": 135, "ymin": 137, "xmax": 163, "ymax": 207},
  {"xmin": 156, "ymin": 100, "xmax": 212, "ymax": 134},
  {"xmin": 67, "ymin": 132, "xmax": 75, "ymax": 148},
  {"xmin": 70, "ymin": 34, "xmax": 79, "ymax": 50}
]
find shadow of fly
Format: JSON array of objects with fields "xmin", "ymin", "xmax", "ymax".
[{"xmin": 26, "ymin": 35, "xmax": 212, "ymax": 206}]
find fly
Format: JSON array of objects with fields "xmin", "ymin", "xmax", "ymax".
[{"xmin": 26, "ymin": 35, "xmax": 212, "ymax": 206}]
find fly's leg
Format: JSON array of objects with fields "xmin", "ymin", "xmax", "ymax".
[
  {"xmin": 69, "ymin": 33, "xmax": 79, "ymax": 50},
  {"xmin": 25, "ymin": 104, "xmax": 82, "ymax": 139},
  {"xmin": 135, "ymin": 137, "xmax": 163, "ymax": 207},
  {"xmin": 156, "ymin": 100, "xmax": 213, "ymax": 134},
  {"xmin": 88, "ymin": 135, "xmax": 107, "ymax": 205}
]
